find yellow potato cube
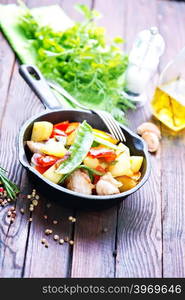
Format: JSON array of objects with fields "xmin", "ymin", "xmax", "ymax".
[
  {"xmin": 116, "ymin": 143, "xmax": 130, "ymax": 156},
  {"xmin": 83, "ymin": 156, "xmax": 99, "ymax": 169},
  {"xmin": 31, "ymin": 121, "xmax": 53, "ymax": 142},
  {"xmin": 109, "ymin": 152, "xmax": 133, "ymax": 177},
  {"xmin": 66, "ymin": 130, "xmax": 77, "ymax": 146},
  {"xmin": 117, "ymin": 176, "xmax": 137, "ymax": 192},
  {"xmin": 41, "ymin": 141, "xmax": 67, "ymax": 158},
  {"xmin": 130, "ymin": 156, "xmax": 143, "ymax": 173},
  {"xmin": 43, "ymin": 165, "xmax": 62, "ymax": 184}
]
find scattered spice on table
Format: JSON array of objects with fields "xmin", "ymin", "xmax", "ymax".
[
  {"xmin": 1, "ymin": 183, "xmax": 77, "ymax": 249},
  {"xmin": 20, "ymin": 208, "xmax": 25, "ymax": 214},
  {"xmin": 53, "ymin": 235, "xmax": 59, "ymax": 241},
  {"xmin": 41, "ymin": 238, "xmax": 47, "ymax": 244},
  {"xmin": 69, "ymin": 240, "xmax": 74, "ymax": 246},
  {"xmin": 45, "ymin": 229, "xmax": 52, "ymax": 235},
  {"xmin": 59, "ymin": 239, "xmax": 64, "ymax": 245}
]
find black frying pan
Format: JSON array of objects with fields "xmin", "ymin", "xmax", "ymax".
[{"xmin": 18, "ymin": 65, "xmax": 151, "ymax": 209}]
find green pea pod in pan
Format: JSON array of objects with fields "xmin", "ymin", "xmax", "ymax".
[{"xmin": 56, "ymin": 120, "xmax": 94, "ymax": 175}]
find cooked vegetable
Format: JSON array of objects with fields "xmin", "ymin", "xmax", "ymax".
[
  {"xmin": 93, "ymin": 136, "xmax": 118, "ymax": 150},
  {"xmin": 92, "ymin": 129, "xmax": 118, "ymax": 144},
  {"xmin": 108, "ymin": 152, "xmax": 133, "ymax": 177},
  {"xmin": 116, "ymin": 142, "xmax": 130, "ymax": 156},
  {"xmin": 18, "ymin": 4, "xmax": 135, "ymax": 123},
  {"xmin": 66, "ymin": 130, "xmax": 77, "ymax": 146},
  {"xmin": 131, "ymin": 172, "xmax": 141, "ymax": 181},
  {"xmin": 50, "ymin": 121, "xmax": 69, "ymax": 138},
  {"xmin": 56, "ymin": 121, "xmax": 94, "ymax": 175},
  {"xmin": 27, "ymin": 141, "xmax": 45, "ymax": 154},
  {"xmin": 35, "ymin": 155, "xmax": 58, "ymax": 168},
  {"xmin": 130, "ymin": 156, "xmax": 144, "ymax": 173},
  {"xmin": 117, "ymin": 176, "xmax": 137, "ymax": 192},
  {"xmin": 65, "ymin": 122, "xmax": 79, "ymax": 135},
  {"xmin": 54, "ymin": 121, "xmax": 69, "ymax": 132},
  {"xmin": 41, "ymin": 139, "xmax": 67, "ymax": 158},
  {"xmin": 83, "ymin": 156, "xmax": 100, "ymax": 169},
  {"xmin": 31, "ymin": 121, "xmax": 53, "ymax": 142},
  {"xmin": 88, "ymin": 147, "xmax": 117, "ymax": 162},
  {"xmin": 65, "ymin": 123, "xmax": 80, "ymax": 146},
  {"xmin": 27, "ymin": 119, "xmax": 143, "ymax": 194},
  {"xmin": 43, "ymin": 165, "xmax": 62, "ymax": 184}
]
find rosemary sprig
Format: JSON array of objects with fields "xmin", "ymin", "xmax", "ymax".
[{"xmin": 0, "ymin": 167, "xmax": 19, "ymax": 200}]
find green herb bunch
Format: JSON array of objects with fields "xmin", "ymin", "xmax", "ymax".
[
  {"xmin": 0, "ymin": 167, "xmax": 19, "ymax": 199},
  {"xmin": 19, "ymin": 4, "xmax": 135, "ymax": 122}
]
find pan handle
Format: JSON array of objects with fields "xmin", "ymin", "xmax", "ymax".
[{"xmin": 19, "ymin": 65, "xmax": 62, "ymax": 110}]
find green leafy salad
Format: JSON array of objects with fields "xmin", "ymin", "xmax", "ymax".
[{"xmin": 17, "ymin": 3, "xmax": 134, "ymax": 122}]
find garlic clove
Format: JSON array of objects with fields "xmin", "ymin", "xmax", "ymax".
[
  {"xmin": 142, "ymin": 131, "xmax": 160, "ymax": 152},
  {"xmin": 137, "ymin": 122, "xmax": 161, "ymax": 139}
]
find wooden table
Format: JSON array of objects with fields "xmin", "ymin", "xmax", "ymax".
[{"xmin": 0, "ymin": 0, "xmax": 185, "ymax": 278}]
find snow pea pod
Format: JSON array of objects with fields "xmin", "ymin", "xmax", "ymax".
[{"xmin": 56, "ymin": 121, "xmax": 93, "ymax": 175}]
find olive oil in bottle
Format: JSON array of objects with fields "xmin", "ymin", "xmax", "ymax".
[
  {"xmin": 151, "ymin": 47, "xmax": 185, "ymax": 131},
  {"xmin": 151, "ymin": 78, "xmax": 185, "ymax": 131}
]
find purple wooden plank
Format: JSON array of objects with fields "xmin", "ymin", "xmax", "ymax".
[
  {"xmin": 26, "ymin": 0, "xmax": 62, "ymax": 8},
  {"xmin": 116, "ymin": 0, "xmax": 162, "ymax": 278},
  {"xmin": 71, "ymin": 0, "xmax": 124, "ymax": 278},
  {"xmin": 23, "ymin": 197, "xmax": 73, "ymax": 278},
  {"xmin": 94, "ymin": 0, "xmax": 125, "ymax": 45},
  {"xmin": 61, "ymin": 0, "xmax": 93, "ymax": 22},
  {"xmin": 0, "ymin": 60, "xmax": 44, "ymax": 277},
  {"xmin": 157, "ymin": 0, "xmax": 185, "ymax": 277}
]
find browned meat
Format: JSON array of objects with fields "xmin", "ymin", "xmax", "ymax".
[
  {"xmin": 66, "ymin": 169, "xmax": 94, "ymax": 195},
  {"xmin": 96, "ymin": 172, "xmax": 122, "ymax": 195}
]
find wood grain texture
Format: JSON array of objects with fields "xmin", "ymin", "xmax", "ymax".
[
  {"xmin": 61, "ymin": 0, "xmax": 93, "ymax": 21},
  {"xmin": 0, "ymin": 61, "xmax": 44, "ymax": 277},
  {"xmin": 26, "ymin": 0, "xmax": 62, "ymax": 8},
  {"xmin": 23, "ymin": 196, "xmax": 73, "ymax": 278},
  {"xmin": 116, "ymin": 0, "xmax": 162, "ymax": 278},
  {"xmin": 94, "ymin": 0, "xmax": 125, "ymax": 43},
  {"xmin": 157, "ymin": 0, "xmax": 185, "ymax": 277},
  {"xmin": 70, "ymin": 0, "xmax": 121, "ymax": 278},
  {"xmin": 0, "ymin": 0, "xmax": 185, "ymax": 278}
]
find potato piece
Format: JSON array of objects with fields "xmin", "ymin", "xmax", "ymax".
[
  {"xmin": 66, "ymin": 130, "xmax": 77, "ymax": 146},
  {"xmin": 43, "ymin": 165, "xmax": 62, "ymax": 184},
  {"xmin": 130, "ymin": 156, "xmax": 143, "ymax": 173},
  {"xmin": 83, "ymin": 156, "xmax": 99, "ymax": 169},
  {"xmin": 117, "ymin": 176, "xmax": 137, "ymax": 192},
  {"xmin": 116, "ymin": 143, "xmax": 130, "ymax": 156},
  {"xmin": 108, "ymin": 152, "xmax": 133, "ymax": 177},
  {"xmin": 131, "ymin": 172, "xmax": 141, "ymax": 181},
  {"xmin": 31, "ymin": 121, "xmax": 53, "ymax": 142},
  {"xmin": 41, "ymin": 140, "xmax": 67, "ymax": 158}
]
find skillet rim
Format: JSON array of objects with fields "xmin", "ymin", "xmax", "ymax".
[{"xmin": 19, "ymin": 108, "xmax": 151, "ymax": 201}]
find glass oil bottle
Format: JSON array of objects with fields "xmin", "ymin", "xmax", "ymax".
[{"xmin": 151, "ymin": 47, "xmax": 185, "ymax": 131}]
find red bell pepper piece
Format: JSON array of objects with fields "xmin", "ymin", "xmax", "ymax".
[
  {"xmin": 51, "ymin": 128, "xmax": 67, "ymax": 138},
  {"xmin": 54, "ymin": 121, "xmax": 69, "ymax": 131},
  {"xmin": 35, "ymin": 165, "xmax": 49, "ymax": 174},
  {"xmin": 95, "ymin": 165, "xmax": 106, "ymax": 173},
  {"xmin": 88, "ymin": 147, "xmax": 117, "ymax": 163},
  {"xmin": 37, "ymin": 155, "xmax": 59, "ymax": 167},
  {"xmin": 65, "ymin": 122, "xmax": 79, "ymax": 136},
  {"xmin": 51, "ymin": 121, "xmax": 69, "ymax": 137}
]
